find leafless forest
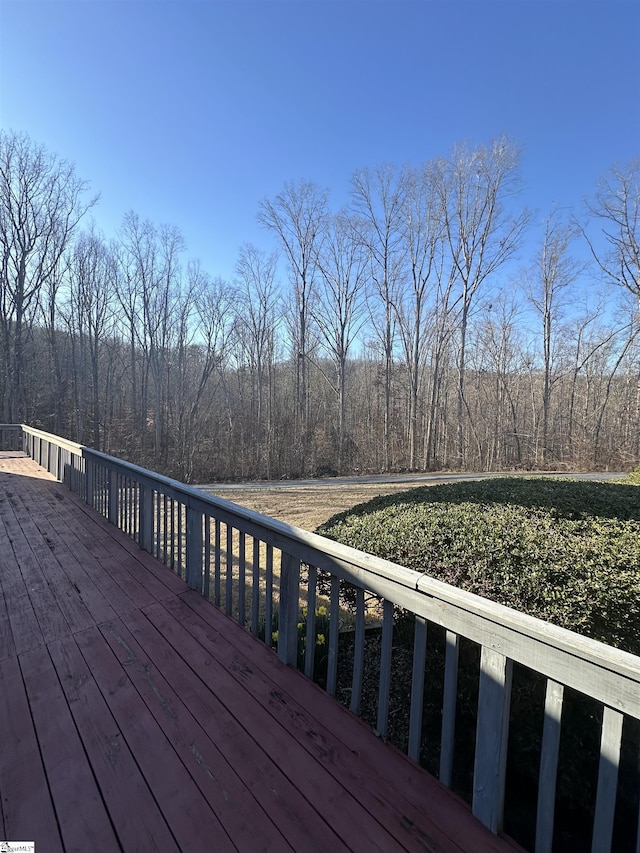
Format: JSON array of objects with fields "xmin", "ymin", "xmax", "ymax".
[{"xmin": 1, "ymin": 130, "xmax": 638, "ymax": 482}]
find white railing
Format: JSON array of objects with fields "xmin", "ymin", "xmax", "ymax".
[{"xmin": 9, "ymin": 425, "xmax": 640, "ymax": 852}]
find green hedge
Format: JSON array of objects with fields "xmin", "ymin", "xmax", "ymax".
[
  {"xmin": 317, "ymin": 476, "xmax": 640, "ymax": 849},
  {"xmin": 318, "ymin": 477, "xmax": 640, "ymax": 654}
]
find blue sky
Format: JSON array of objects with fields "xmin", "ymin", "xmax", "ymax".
[{"xmin": 1, "ymin": 0, "xmax": 638, "ymax": 282}]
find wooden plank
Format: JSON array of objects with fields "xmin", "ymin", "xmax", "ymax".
[
  {"xmin": 24, "ymin": 477, "xmax": 189, "ymax": 612},
  {"xmin": 592, "ymin": 706, "xmax": 624, "ymax": 853},
  {"xmin": 0, "ymin": 503, "xmax": 71, "ymax": 644},
  {"xmin": 19, "ymin": 645, "xmax": 120, "ymax": 850},
  {"xmin": 164, "ymin": 593, "xmax": 520, "ymax": 852},
  {"xmin": 408, "ymin": 615, "xmax": 427, "ymax": 761},
  {"xmin": 64, "ymin": 486, "xmax": 190, "ymax": 595},
  {"xmin": 0, "ymin": 588, "xmax": 44, "ymax": 656},
  {"xmin": 0, "ymin": 656, "xmax": 63, "ymax": 851},
  {"xmin": 440, "ymin": 629, "xmax": 460, "ymax": 787},
  {"xmin": 327, "ymin": 574, "xmax": 340, "ymax": 696},
  {"xmin": 20, "ymin": 482, "xmax": 150, "ymax": 615},
  {"xmin": 377, "ymin": 597, "xmax": 394, "ymax": 737},
  {"xmin": 0, "ymin": 613, "xmax": 15, "ymax": 660},
  {"xmin": 99, "ymin": 615, "xmax": 298, "ymax": 852},
  {"xmin": 535, "ymin": 679, "xmax": 564, "ymax": 853},
  {"xmin": 4, "ymin": 490, "xmax": 100, "ymax": 633},
  {"xmin": 144, "ymin": 598, "xmax": 410, "ymax": 852},
  {"xmin": 473, "ymin": 648, "xmax": 513, "ymax": 834},
  {"xmin": 47, "ymin": 635, "xmax": 180, "ymax": 853},
  {"xmin": 119, "ymin": 607, "xmax": 348, "ymax": 853},
  {"xmin": 74, "ymin": 625, "xmax": 236, "ymax": 853},
  {"xmin": 350, "ymin": 585, "xmax": 366, "ymax": 715}
]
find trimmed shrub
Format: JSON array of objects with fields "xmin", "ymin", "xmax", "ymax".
[
  {"xmin": 318, "ymin": 477, "xmax": 640, "ymax": 654},
  {"xmin": 317, "ymin": 477, "xmax": 640, "ymax": 851}
]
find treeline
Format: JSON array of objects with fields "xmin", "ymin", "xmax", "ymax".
[{"xmin": 1, "ymin": 130, "xmax": 639, "ymax": 481}]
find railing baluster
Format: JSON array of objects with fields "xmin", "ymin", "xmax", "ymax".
[
  {"xmin": 186, "ymin": 504, "xmax": 204, "ymax": 592},
  {"xmin": 377, "ymin": 598, "xmax": 394, "ymax": 738},
  {"xmin": 140, "ymin": 484, "xmax": 153, "ymax": 553},
  {"xmin": 250, "ymin": 536, "xmax": 260, "ymax": 635},
  {"xmin": 350, "ymin": 586, "xmax": 365, "ymax": 715},
  {"xmin": 536, "ymin": 679, "xmax": 564, "ymax": 853},
  {"xmin": 408, "ymin": 615, "xmax": 427, "ymax": 761},
  {"xmin": 225, "ymin": 523, "xmax": 233, "ymax": 615},
  {"xmin": 473, "ymin": 647, "xmax": 513, "ymax": 834},
  {"xmin": 264, "ymin": 544, "xmax": 273, "ymax": 647},
  {"xmin": 238, "ymin": 531, "xmax": 246, "ymax": 626},
  {"xmin": 214, "ymin": 519, "xmax": 221, "ymax": 605},
  {"xmin": 204, "ymin": 516, "xmax": 211, "ymax": 599},
  {"xmin": 440, "ymin": 629, "xmax": 460, "ymax": 786},
  {"xmin": 177, "ymin": 502, "xmax": 184, "ymax": 576},
  {"xmin": 304, "ymin": 567, "xmax": 317, "ymax": 680},
  {"xmin": 326, "ymin": 575, "xmax": 340, "ymax": 696},
  {"xmin": 592, "ymin": 706, "xmax": 624, "ymax": 853},
  {"xmin": 278, "ymin": 552, "xmax": 300, "ymax": 666}
]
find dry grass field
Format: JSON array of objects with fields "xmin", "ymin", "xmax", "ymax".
[{"xmin": 203, "ymin": 481, "xmax": 430, "ymax": 532}]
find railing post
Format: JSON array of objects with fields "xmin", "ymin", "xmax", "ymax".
[
  {"xmin": 139, "ymin": 483, "xmax": 154, "ymax": 552},
  {"xmin": 278, "ymin": 552, "xmax": 300, "ymax": 666},
  {"xmin": 186, "ymin": 504, "xmax": 203, "ymax": 591},
  {"xmin": 473, "ymin": 647, "xmax": 513, "ymax": 834}
]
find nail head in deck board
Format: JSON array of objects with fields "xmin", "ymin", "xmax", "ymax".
[
  {"xmin": 98, "ymin": 615, "xmax": 296, "ymax": 852},
  {"xmin": 47, "ymin": 634, "xmax": 180, "ymax": 853},
  {"xmin": 73, "ymin": 624, "xmax": 237, "ymax": 853},
  {"xmin": 178, "ymin": 589, "xmax": 520, "ymax": 853},
  {"xmin": 0, "ymin": 657, "xmax": 63, "ymax": 851},
  {"xmin": 120, "ymin": 606, "xmax": 349, "ymax": 853},
  {"xmin": 18, "ymin": 645, "xmax": 121, "ymax": 851}
]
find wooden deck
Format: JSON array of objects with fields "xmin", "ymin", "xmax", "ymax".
[{"xmin": 0, "ymin": 454, "xmax": 521, "ymax": 852}]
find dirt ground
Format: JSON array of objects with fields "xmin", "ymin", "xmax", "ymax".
[{"xmin": 202, "ymin": 482, "xmax": 422, "ymax": 532}]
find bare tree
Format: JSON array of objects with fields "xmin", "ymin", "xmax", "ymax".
[
  {"xmin": 523, "ymin": 210, "xmax": 586, "ymax": 463},
  {"xmin": 437, "ymin": 136, "xmax": 531, "ymax": 467},
  {"xmin": 314, "ymin": 211, "xmax": 368, "ymax": 473},
  {"xmin": 234, "ymin": 243, "xmax": 280, "ymax": 477},
  {"xmin": 173, "ymin": 267, "xmax": 235, "ymax": 481},
  {"xmin": 582, "ymin": 160, "xmax": 640, "ymax": 305},
  {"xmin": 0, "ymin": 130, "xmax": 96, "ymax": 421},
  {"xmin": 397, "ymin": 161, "xmax": 444, "ymax": 469},
  {"xmin": 63, "ymin": 227, "xmax": 117, "ymax": 447},
  {"xmin": 581, "ymin": 160, "xmax": 640, "ymax": 456},
  {"xmin": 350, "ymin": 164, "xmax": 406, "ymax": 470},
  {"xmin": 258, "ymin": 181, "xmax": 328, "ymax": 468}
]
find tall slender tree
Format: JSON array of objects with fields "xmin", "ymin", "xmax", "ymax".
[
  {"xmin": 437, "ymin": 136, "xmax": 531, "ymax": 467},
  {"xmin": 0, "ymin": 130, "xmax": 96, "ymax": 421},
  {"xmin": 258, "ymin": 181, "xmax": 328, "ymax": 471},
  {"xmin": 350, "ymin": 163, "xmax": 407, "ymax": 470}
]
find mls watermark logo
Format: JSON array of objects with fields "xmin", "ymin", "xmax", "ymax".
[{"xmin": 0, "ymin": 844, "xmax": 35, "ymax": 852}]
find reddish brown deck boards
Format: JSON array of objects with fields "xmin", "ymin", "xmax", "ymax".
[{"xmin": 0, "ymin": 455, "xmax": 522, "ymax": 852}]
